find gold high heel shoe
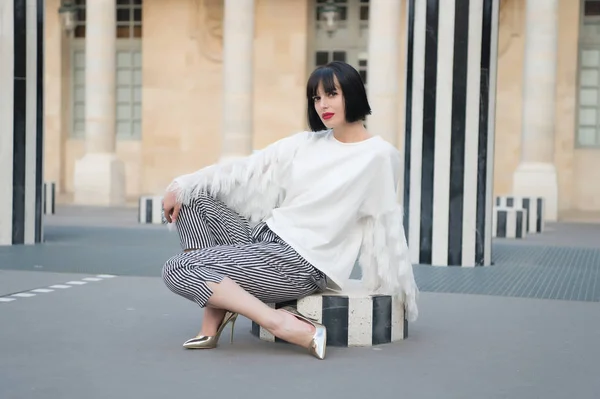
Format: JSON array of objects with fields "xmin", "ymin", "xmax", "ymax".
[
  {"xmin": 280, "ymin": 306, "xmax": 327, "ymax": 360},
  {"xmin": 182, "ymin": 311, "xmax": 238, "ymax": 349}
]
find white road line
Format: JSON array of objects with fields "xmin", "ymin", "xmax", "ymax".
[
  {"xmin": 11, "ymin": 293, "xmax": 36, "ymax": 298},
  {"xmin": 0, "ymin": 275, "xmax": 119, "ymax": 304}
]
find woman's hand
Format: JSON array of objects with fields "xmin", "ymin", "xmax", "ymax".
[{"xmin": 163, "ymin": 190, "xmax": 181, "ymax": 223}]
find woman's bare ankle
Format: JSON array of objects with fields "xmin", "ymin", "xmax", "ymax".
[
  {"xmin": 199, "ymin": 307, "xmax": 226, "ymax": 336},
  {"xmin": 268, "ymin": 309, "xmax": 315, "ymax": 348}
]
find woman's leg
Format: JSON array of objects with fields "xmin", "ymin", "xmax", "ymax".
[
  {"xmin": 173, "ymin": 192, "xmax": 252, "ymax": 335},
  {"xmin": 162, "ymin": 240, "xmax": 326, "ymax": 352},
  {"xmin": 200, "ymin": 306, "xmax": 227, "ymax": 336},
  {"xmin": 175, "ymin": 191, "xmax": 252, "ymax": 251},
  {"xmin": 205, "ymin": 278, "xmax": 316, "ymax": 349}
]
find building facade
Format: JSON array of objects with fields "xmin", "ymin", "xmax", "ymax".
[{"xmin": 44, "ymin": 0, "xmax": 600, "ymax": 220}]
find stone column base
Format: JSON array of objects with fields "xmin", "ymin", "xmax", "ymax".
[
  {"xmin": 73, "ymin": 153, "xmax": 126, "ymax": 206},
  {"xmin": 250, "ymin": 280, "xmax": 407, "ymax": 347},
  {"xmin": 512, "ymin": 162, "xmax": 558, "ymax": 222}
]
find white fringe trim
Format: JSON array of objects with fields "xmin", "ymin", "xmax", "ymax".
[
  {"xmin": 165, "ymin": 131, "xmax": 319, "ymax": 222},
  {"xmin": 358, "ymin": 206, "xmax": 419, "ymax": 322}
]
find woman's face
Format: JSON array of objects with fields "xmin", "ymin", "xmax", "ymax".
[{"xmin": 313, "ymin": 76, "xmax": 346, "ymax": 129}]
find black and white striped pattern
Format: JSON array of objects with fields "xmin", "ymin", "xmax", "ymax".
[
  {"xmin": 0, "ymin": 0, "xmax": 45, "ymax": 245},
  {"xmin": 251, "ymin": 280, "xmax": 407, "ymax": 347},
  {"xmin": 403, "ymin": 0, "xmax": 499, "ymax": 266},
  {"xmin": 495, "ymin": 196, "xmax": 545, "ymax": 233},
  {"xmin": 492, "ymin": 207, "xmax": 527, "ymax": 239},
  {"xmin": 138, "ymin": 195, "xmax": 164, "ymax": 224},
  {"xmin": 162, "ymin": 193, "xmax": 326, "ymax": 308},
  {"xmin": 44, "ymin": 182, "xmax": 56, "ymax": 215}
]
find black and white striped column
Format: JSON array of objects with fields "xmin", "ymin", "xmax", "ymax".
[
  {"xmin": 0, "ymin": 0, "xmax": 45, "ymax": 245},
  {"xmin": 403, "ymin": 0, "xmax": 499, "ymax": 266},
  {"xmin": 492, "ymin": 207, "xmax": 527, "ymax": 239},
  {"xmin": 138, "ymin": 196, "xmax": 165, "ymax": 224},
  {"xmin": 44, "ymin": 182, "xmax": 56, "ymax": 215},
  {"xmin": 495, "ymin": 196, "xmax": 545, "ymax": 234},
  {"xmin": 250, "ymin": 281, "xmax": 407, "ymax": 347}
]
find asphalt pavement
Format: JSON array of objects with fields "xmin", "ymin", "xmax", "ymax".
[{"xmin": 1, "ymin": 205, "xmax": 599, "ymax": 399}]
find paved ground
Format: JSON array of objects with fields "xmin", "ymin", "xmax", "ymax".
[
  {"xmin": 1, "ymin": 205, "xmax": 599, "ymax": 398},
  {"xmin": 4, "ymin": 206, "xmax": 600, "ymax": 302}
]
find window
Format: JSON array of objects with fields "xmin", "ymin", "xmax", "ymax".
[
  {"xmin": 358, "ymin": 55, "xmax": 367, "ymax": 85},
  {"xmin": 578, "ymin": 1, "xmax": 600, "ymax": 147},
  {"xmin": 585, "ymin": 0, "xmax": 600, "ymax": 16},
  {"xmin": 70, "ymin": 0, "xmax": 143, "ymax": 140},
  {"xmin": 360, "ymin": 0, "xmax": 369, "ymax": 22},
  {"xmin": 72, "ymin": 50, "xmax": 85, "ymax": 139},
  {"xmin": 116, "ymin": 50, "xmax": 143, "ymax": 139},
  {"xmin": 71, "ymin": 47, "xmax": 142, "ymax": 140},
  {"xmin": 315, "ymin": 50, "xmax": 347, "ymax": 66},
  {"xmin": 313, "ymin": 0, "xmax": 369, "ymax": 76},
  {"xmin": 577, "ymin": 48, "xmax": 600, "ymax": 146},
  {"xmin": 73, "ymin": 0, "xmax": 86, "ymax": 38},
  {"xmin": 117, "ymin": 0, "xmax": 143, "ymax": 39},
  {"xmin": 73, "ymin": 0, "xmax": 143, "ymax": 39}
]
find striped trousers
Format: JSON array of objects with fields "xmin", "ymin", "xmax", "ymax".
[{"xmin": 162, "ymin": 193, "xmax": 327, "ymax": 308}]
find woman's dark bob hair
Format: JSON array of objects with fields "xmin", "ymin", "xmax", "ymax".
[{"xmin": 306, "ymin": 61, "xmax": 372, "ymax": 132}]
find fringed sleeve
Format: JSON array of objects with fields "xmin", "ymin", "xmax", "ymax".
[
  {"xmin": 166, "ymin": 131, "xmax": 311, "ymax": 223},
  {"xmin": 358, "ymin": 150, "xmax": 419, "ymax": 322}
]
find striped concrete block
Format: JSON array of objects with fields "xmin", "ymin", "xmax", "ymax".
[
  {"xmin": 43, "ymin": 182, "xmax": 56, "ymax": 215},
  {"xmin": 251, "ymin": 280, "xmax": 407, "ymax": 347},
  {"xmin": 402, "ymin": 0, "xmax": 499, "ymax": 267},
  {"xmin": 1, "ymin": 1, "xmax": 45, "ymax": 245},
  {"xmin": 492, "ymin": 207, "xmax": 527, "ymax": 239},
  {"xmin": 495, "ymin": 196, "xmax": 545, "ymax": 233},
  {"xmin": 138, "ymin": 196, "xmax": 164, "ymax": 224}
]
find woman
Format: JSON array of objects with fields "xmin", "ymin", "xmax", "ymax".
[{"xmin": 161, "ymin": 61, "xmax": 418, "ymax": 360}]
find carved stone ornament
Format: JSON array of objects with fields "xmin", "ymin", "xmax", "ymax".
[{"xmin": 191, "ymin": 0, "xmax": 224, "ymax": 63}]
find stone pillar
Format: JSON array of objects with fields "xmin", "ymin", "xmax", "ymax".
[
  {"xmin": 512, "ymin": 0, "xmax": 559, "ymax": 221},
  {"xmin": 73, "ymin": 0, "xmax": 125, "ymax": 205},
  {"xmin": 403, "ymin": 0, "xmax": 499, "ymax": 266},
  {"xmin": 220, "ymin": 0, "xmax": 255, "ymax": 161},
  {"xmin": 0, "ymin": 0, "xmax": 45, "ymax": 245},
  {"xmin": 367, "ymin": 0, "xmax": 401, "ymax": 146}
]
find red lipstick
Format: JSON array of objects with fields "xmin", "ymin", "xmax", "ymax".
[{"xmin": 322, "ymin": 112, "xmax": 334, "ymax": 120}]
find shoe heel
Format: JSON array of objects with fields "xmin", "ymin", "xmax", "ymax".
[
  {"xmin": 182, "ymin": 311, "xmax": 238, "ymax": 350},
  {"xmin": 229, "ymin": 315, "xmax": 237, "ymax": 344}
]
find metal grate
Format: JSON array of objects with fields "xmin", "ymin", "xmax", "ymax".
[{"xmin": 414, "ymin": 243, "xmax": 600, "ymax": 302}]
